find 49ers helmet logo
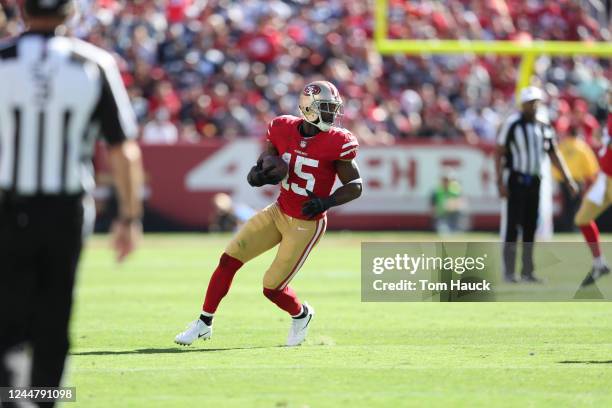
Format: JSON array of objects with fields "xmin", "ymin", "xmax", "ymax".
[{"xmin": 303, "ymin": 84, "xmax": 321, "ymax": 96}]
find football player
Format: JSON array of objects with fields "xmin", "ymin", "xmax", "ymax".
[
  {"xmin": 175, "ymin": 81, "xmax": 362, "ymax": 346},
  {"xmin": 576, "ymin": 88, "xmax": 612, "ymax": 286}
]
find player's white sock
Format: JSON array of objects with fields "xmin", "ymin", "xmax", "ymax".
[{"xmin": 593, "ymin": 256, "xmax": 607, "ymax": 268}]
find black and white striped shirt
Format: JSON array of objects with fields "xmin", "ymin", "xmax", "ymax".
[
  {"xmin": 497, "ymin": 112, "xmax": 555, "ymax": 176},
  {"xmin": 0, "ymin": 32, "xmax": 137, "ymax": 196}
]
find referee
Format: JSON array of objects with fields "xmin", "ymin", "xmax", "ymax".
[
  {"xmin": 0, "ymin": 0, "xmax": 143, "ymax": 401},
  {"xmin": 495, "ymin": 86, "xmax": 577, "ymax": 283}
]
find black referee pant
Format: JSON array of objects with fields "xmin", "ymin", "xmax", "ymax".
[
  {"xmin": 0, "ymin": 192, "xmax": 84, "ymax": 402},
  {"xmin": 503, "ymin": 172, "xmax": 540, "ymax": 279}
]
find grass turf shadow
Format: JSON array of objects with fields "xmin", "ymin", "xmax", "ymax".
[{"xmin": 71, "ymin": 345, "xmax": 284, "ymax": 356}]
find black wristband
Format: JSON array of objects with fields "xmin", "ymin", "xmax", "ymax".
[{"xmin": 323, "ymin": 196, "xmax": 337, "ymax": 209}]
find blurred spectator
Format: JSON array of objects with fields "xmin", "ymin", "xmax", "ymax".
[
  {"xmin": 555, "ymin": 99, "xmax": 601, "ymax": 147},
  {"xmin": 578, "ymin": 66, "xmax": 609, "ymax": 105},
  {"xmin": 142, "ymin": 108, "xmax": 179, "ymax": 144},
  {"xmin": 149, "ymin": 81, "xmax": 182, "ymax": 121},
  {"xmin": 209, "ymin": 193, "xmax": 256, "ymax": 232},
  {"xmin": 431, "ymin": 172, "xmax": 467, "ymax": 234},
  {"xmin": 209, "ymin": 193, "xmax": 237, "ymax": 232},
  {"xmin": 1, "ymin": 0, "xmax": 609, "ymax": 143},
  {"xmin": 460, "ymin": 105, "xmax": 500, "ymax": 144},
  {"xmin": 0, "ymin": 4, "xmax": 5, "ymax": 29}
]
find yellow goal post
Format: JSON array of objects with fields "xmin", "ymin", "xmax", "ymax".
[{"xmin": 374, "ymin": 0, "xmax": 612, "ymax": 102}]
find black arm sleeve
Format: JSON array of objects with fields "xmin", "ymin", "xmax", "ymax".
[{"xmin": 92, "ymin": 60, "xmax": 138, "ymax": 145}]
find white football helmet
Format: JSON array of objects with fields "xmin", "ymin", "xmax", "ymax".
[{"xmin": 298, "ymin": 81, "xmax": 343, "ymax": 132}]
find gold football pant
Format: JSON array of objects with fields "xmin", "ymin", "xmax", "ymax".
[
  {"xmin": 575, "ymin": 173, "xmax": 612, "ymax": 226},
  {"xmin": 225, "ymin": 203, "xmax": 327, "ymax": 289}
]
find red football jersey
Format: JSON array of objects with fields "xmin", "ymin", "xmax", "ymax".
[
  {"xmin": 266, "ymin": 115, "xmax": 359, "ymax": 220},
  {"xmin": 598, "ymin": 112, "xmax": 612, "ymax": 177}
]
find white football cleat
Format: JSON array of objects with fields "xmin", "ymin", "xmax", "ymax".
[
  {"xmin": 174, "ymin": 319, "xmax": 212, "ymax": 346},
  {"xmin": 286, "ymin": 302, "xmax": 314, "ymax": 347}
]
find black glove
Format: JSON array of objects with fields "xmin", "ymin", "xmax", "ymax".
[
  {"xmin": 301, "ymin": 190, "xmax": 335, "ymax": 218},
  {"xmin": 247, "ymin": 165, "xmax": 267, "ymax": 187},
  {"xmin": 247, "ymin": 160, "xmax": 278, "ymax": 187}
]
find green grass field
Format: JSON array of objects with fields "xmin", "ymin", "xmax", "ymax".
[{"xmin": 67, "ymin": 232, "xmax": 612, "ymax": 407}]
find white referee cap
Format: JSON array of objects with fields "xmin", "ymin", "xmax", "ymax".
[{"xmin": 519, "ymin": 86, "xmax": 544, "ymax": 104}]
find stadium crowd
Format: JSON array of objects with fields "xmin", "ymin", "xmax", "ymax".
[{"xmin": 0, "ymin": 0, "xmax": 610, "ymax": 145}]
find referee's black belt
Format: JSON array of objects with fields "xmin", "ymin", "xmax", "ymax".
[
  {"xmin": 0, "ymin": 189, "xmax": 83, "ymax": 208},
  {"xmin": 509, "ymin": 171, "xmax": 540, "ymax": 187}
]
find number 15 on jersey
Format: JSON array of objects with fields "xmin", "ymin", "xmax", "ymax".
[{"xmin": 281, "ymin": 153, "xmax": 319, "ymax": 197}]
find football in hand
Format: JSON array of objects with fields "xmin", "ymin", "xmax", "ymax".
[{"xmin": 261, "ymin": 155, "xmax": 288, "ymax": 184}]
